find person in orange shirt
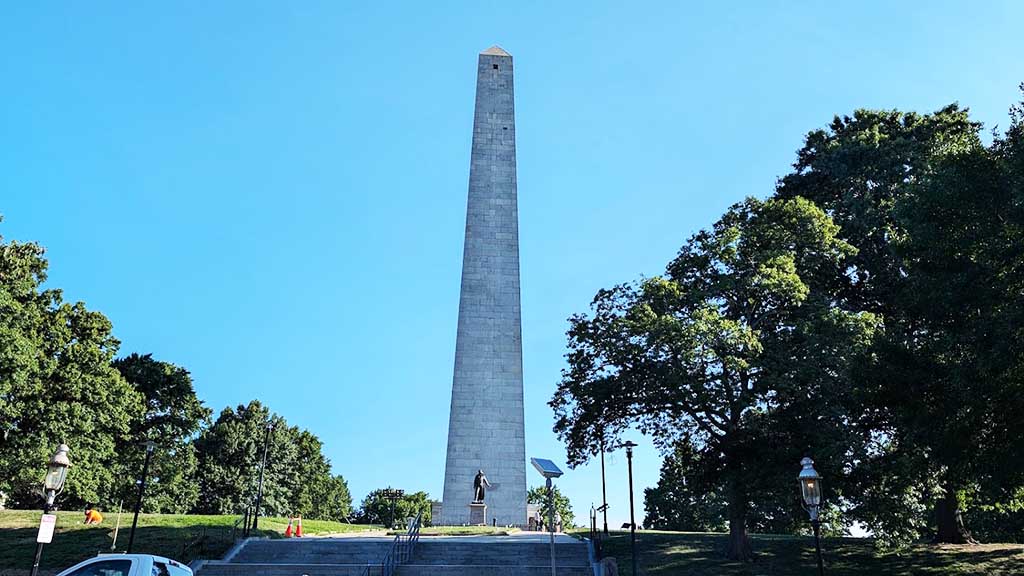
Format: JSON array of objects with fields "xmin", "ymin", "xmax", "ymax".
[{"xmin": 83, "ymin": 505, "xmax": 103, "ymax": 525}]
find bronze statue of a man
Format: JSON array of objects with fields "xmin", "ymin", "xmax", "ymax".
[{"xmin": 473, "ymin": 470, "xmax": 492, "ymax": 503}]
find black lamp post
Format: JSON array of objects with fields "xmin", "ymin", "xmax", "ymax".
[
  {"xmin": 622, "ymin": 440, "xmax": 639, "ymax": 576},
  {"xmin": 381, "ymin": 488, "xmax": 405, "ymax": 529},
  {"xmin": 126, "ymin": 440, "xmax": 156, "ymax": 553},
  {"xmin": 798, "ymin": 457, "xmax": 825, "ymax": 576},
  {"xmin": 600, "ymin": 439, "xmax": 609, "ymax": 536},
  {"xmin": 29, "ymin": 444, "xmax": 71, "ymax": 576},
  {"xmin": 252, "ymin": 422, "xmax": 274, "ymax": 532}
]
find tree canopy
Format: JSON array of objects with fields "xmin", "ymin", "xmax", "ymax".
[
  {"xmin": 0, "ymin": 219, "xmax": 355, "ymax": 521},
  {"xmin": 777, "ymin": 101, "xmax": 1024, "ymax": 544},
  {"xmin": 643, "ymin": 437, "xmax": 726, "ymax": 533},
  {"xmin": 554, "ymin": 90, "xmax": 1024, "ymax": 555},
  {"xmin": 527, "ymin": 484, "xmax": 575, "ymax": 529},
  {"xmin": 356, "ymin": 489, "xmax": 431, "ymax": 528},
  {"xmin": 0, "ymin": 226, "xmax": 144, "ymax": 508},
  {"xmin": 192, "ymin": 400, "xmax": 352, "ymax": 520},
  {"xmin": 552, "ymin": 197, "xmax": 876, "ymax": 558},
  {"xmin": 111, "ymin": 353, "xmax": 211, "ymax": 513}
]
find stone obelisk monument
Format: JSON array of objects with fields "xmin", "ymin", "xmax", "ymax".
[{"xmin": 440, "ymin": 46, "xmax": 527, "ymax": 526}]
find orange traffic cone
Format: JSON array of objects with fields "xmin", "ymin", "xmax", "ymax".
[
  {"xmin": 284, "ymin": 517, "xmax": 294, "ymax": 537},
  {"xmin": 295, "ymin": 515, "xmax": 303, "ymax": 538}
]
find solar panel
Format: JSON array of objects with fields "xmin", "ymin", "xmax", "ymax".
[{"xmin": 530, "ymin": 458, "xmax": 564, "ymax": 478}]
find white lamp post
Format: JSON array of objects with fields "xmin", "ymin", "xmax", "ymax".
[{"xmin": 30, "ymin": 444, "xmax": 71, "ymax": 576}]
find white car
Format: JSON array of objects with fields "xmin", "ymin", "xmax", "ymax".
[{"xmin": 55, "ymin": 554, "xmax": 192, "ymax": 576}]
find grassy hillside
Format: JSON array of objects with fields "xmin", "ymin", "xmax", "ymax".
[
  {"xmin": 0, "ymin": 509, "xmax": 379, "ymax": 575},
  {"xmin": 596, "ymin": 530, "xmax": 1024, "ymax": 576}
]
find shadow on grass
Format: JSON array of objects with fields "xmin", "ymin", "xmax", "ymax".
[{"xmin": 598, "ymin": 531, "xmax": 1024, "ymax": 576}]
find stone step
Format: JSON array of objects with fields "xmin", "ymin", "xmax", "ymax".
[
  {"xmin": 408, "ymin": 542, "xmax": 589, "ymax": 565},
  {"xmin": 407, "ymin": 553, "xmax": 589, "ymax": 564},
  {"xmin": 232, "ymin": 539, "xmax": 394, "ymax": 564},
  {"xmin": 397, "ymin": 561, "xmax": 598, "ymax": 569},
  {"xmin": 233, "ymin": 552, "xmax": 390, "ymax": 563},
  {"xmin": 196, "ymin": 537, "xmax": 594, "ymax": 576},
  {"xmin": 196, "ymin": 563, "xmax": 370, "ymax": 576}
]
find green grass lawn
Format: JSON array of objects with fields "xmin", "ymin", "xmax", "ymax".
[
  {"xmin": 0, "ymin": 509, "xmax": 379, "ymax": 575},
  {"xmin": 593, "ymin": 530, "xmax": 1024, "ymax": 576}
]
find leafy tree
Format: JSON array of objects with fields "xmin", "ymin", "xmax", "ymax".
[
  {"xmin": 306, "ymin": 474, "xmax": 354, "ymax": 523},
  {"xmin": 192, "ymin": 400, "xmax": 350, "ymax": 520},
  {"xmin": 527, "ymin": 484, "xmax": 575, "ymax": 529},
  {"xmin": 357, "ymin": 489, "xmax": 431, "ymax": 528},
  {"xmin": 286, "ymin": 429, "xmax": 352, "ymax": 520},
  {"xmin": 643, "ymin": 437, "xmax": 726, "ymax": 532},
  {"xmin": 111, "ymin": 353, "xmax": 211, "ymax": 513},
  {"xmin": 776, "ymin": 102, "xmax": 1024, "ymax": 543},
  {"xmin": 192, "ymin": 401, "xmax": 270, "ymax": 515},
  {"xmin": 0, "ymin": 223, "xmax": 144, "ymax": 508},
  {"xmin": 551, "ymin": 197, "xmax": 875, "ymax": 560}
]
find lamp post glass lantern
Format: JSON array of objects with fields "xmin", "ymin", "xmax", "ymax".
[
  {"xmin": 798, "ymin": 457, "xmax": 825, "ymax": 576},
  {"xmin": 43, "ymin": 444, "xmax": 71, "ymax": 503},
  {"xmin": 799, "ymin": 457, "xmax": 822, "ymax": 512}
]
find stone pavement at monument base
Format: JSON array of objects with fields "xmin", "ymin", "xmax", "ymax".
[{"xmin": 193, "ymin": 533, "xmax": 594, "ymax": 576}]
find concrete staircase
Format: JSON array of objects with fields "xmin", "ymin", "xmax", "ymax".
[
  {"xmin": 399, "ymin": 540, "xmax": 592, "ymax": 575},
  {"xmin": 195, "ymin": 538, "xmax": 394, "ymax": 576},
  {"xmin": 194, "ymin": 536, "xmax": 593, "ymax": 576}
]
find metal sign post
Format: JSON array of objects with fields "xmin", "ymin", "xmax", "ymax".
[
  {"xmin": 110, "ymin": 500, "xmax": 123, "ymax": 551},
  {"xmin": 531, "ymin": 458, "xmax": 564, "ymax": 576}
]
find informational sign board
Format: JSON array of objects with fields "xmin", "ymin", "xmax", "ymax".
[{"xmin": 37, "ymin": 513, "xmax": 57, "ymax": 544}]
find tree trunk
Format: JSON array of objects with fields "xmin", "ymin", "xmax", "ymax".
[
  {"xmin": 933, "ymin": 483, "xmax": 977, "ymax": 544},
  {"xmin": 726, "ymin": 479, "xmax": 752, "ymax": 561}
]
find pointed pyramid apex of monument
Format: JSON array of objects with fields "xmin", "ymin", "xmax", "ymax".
[{"xmin": 481, "ymin": 45, "xmax": 511, "ymax": 57}]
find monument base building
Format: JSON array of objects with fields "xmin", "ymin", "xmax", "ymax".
[{"xmin": 438, "ymin": 46, "xmax": 527, "ymax": 526}]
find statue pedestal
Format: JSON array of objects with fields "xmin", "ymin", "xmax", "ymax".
[{"xmin": 468, "ymin": 503, "xmax": 487, "ymax": 526}]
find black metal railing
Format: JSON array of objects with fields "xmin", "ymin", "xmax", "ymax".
[
  {"xmin": 589, "ymin": 510, "xmax": 604, "ymax": 560},
  {"xmin": 230, "ymin": 513, "xmax": 247, "ymax": 541},
  {"xmin": 362, "ymin": 512, "xmax": 423, "ymax": 576},
  {"xmin": 178, "ymin": 523, "xmax": 238, "ymax": 564}
]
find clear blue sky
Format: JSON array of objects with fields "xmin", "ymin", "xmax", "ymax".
[{"xmin": 2, "ymin": 2, "xmax": 1023, "ymax": 528}]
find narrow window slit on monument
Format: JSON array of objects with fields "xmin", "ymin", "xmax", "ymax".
[{"xmin": 492, "ymin": 64, "xmax": 499, "ymax": 70}]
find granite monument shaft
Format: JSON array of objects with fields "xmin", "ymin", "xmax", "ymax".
[{"xmin": 440, "ymin": 46, "xmax": 527, "ymax": 526}]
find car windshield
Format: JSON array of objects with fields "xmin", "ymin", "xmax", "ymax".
[{"xmin": 64, "ymin": 559, "xmax": 133, "ymax": 576}]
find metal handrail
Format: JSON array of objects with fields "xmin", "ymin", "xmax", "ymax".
[
  {"xmin": 589, "ymin": 514, "xmax": 604, "ymax": 560},
  {"xmin": 362, "ymin": 512, "xmax": 423, "ymax": 576},
  {"xmin": 230, "ymin": 513, "xmax": 246, "ymax": 541}
]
